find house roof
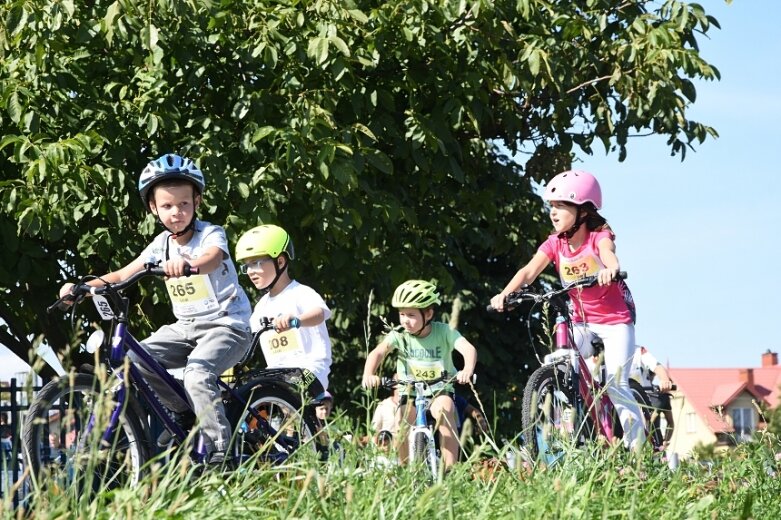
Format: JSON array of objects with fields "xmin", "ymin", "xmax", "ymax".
[{"xmin": 668, "ymin": 366, "xmax": 781, "ymax": 434}]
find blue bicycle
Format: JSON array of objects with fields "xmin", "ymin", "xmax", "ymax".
[
  {"xmin": 382, "ymin": 372, "xmax": 461, "ymax": 479},
  {"xmin": 22, "ymin": 264, "xmax": 321, "ymax": 490}
]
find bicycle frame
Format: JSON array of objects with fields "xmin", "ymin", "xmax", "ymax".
[
  {"xmin": 408, "ymin": 382, "xmax": 438, "ymax": 473},
  {"xmin": 546, "ymin": 311, "xmax": 616, "ymax": 441},
  {"xmin": 383, "ymin": 374, "xmax": 453, "ymax": 477}
]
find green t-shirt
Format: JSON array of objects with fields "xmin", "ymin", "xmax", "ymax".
[{"xmin": 385, "ymin": 322, "xmax": 462, "ymax": 395}]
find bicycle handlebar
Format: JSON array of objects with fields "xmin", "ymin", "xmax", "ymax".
[
  {"xmin": 48, "ymin": 264, "xmax": 200, "ymax": 313},
  {"xmin": 486, "ymin": 271, "xmax": 628, "ymax": 312},
  {"xmin": 380, "ymin": 371, "xmax": 476, "ymax": 389}
]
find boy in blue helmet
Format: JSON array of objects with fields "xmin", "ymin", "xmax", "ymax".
[{"xmin": 59, "ymin": 154, "xmax": 252, "ymax": 465}]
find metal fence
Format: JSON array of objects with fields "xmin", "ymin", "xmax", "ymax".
[{"xmin": 1, "ymin": 377, "xmax": 45, "ymax": 509}]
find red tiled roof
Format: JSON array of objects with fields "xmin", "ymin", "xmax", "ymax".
[{"xmin": 668, "ymin": 366, "xmax": 781, "ymax": 434}]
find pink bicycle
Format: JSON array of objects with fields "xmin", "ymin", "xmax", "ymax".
[{"xmin": 494, "ymin": 272, "xmax": 652, "ymax": 463}]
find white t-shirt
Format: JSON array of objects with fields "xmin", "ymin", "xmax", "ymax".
[
  {"xmin": 371, "ymin": 397, "xmax": 399, "ymax": 434},
  {"xmin": 139, "ymin": 220, "xmax": 251, "ymax": 331},
  {"xmin": 250, "ymin": 280, "xmax": 332, "ymax": 389},
  {"xmin": 629, "ymin": 346, "xmax": 659, "ymax": 387}
]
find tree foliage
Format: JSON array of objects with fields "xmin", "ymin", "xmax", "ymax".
[{"xmin": 0, "ymin": 0, "xmax": 719, "ymax": 433}]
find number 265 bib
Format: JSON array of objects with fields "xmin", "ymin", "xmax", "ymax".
[{"xmin": 165, "ymin": 275, "xmax": 219, "ymax": 316}]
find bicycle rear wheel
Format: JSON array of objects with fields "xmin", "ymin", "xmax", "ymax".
[
  {"xmin": 629, "ymin": 380, "xmax": 663, "ymax": 449},
  {"xmin": 22, "ymin": 373, "xmax": 149, "ymax": 493},
  {"xmin": 521, "ymin": 364, "xmax": 578, "ymax": 464},
  {"xmin": 230, "ymin": 385, "xmax": 319, "ymax": 464}
]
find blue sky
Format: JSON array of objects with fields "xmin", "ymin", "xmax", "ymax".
[
  {"xmin": 582, "ymin": 0, "xmax": 780, "ymax": 368},
  {"xmin": 0, "ymin": 0, "xmax": 773, "ymax": 380}
]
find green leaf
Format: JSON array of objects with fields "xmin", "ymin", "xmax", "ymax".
[
  {"xmin": 365, "ymin": 151, "xmax": 393, "ymax": 175},
  {"xmin": 6, "ymin": 5, "xmax": 28, "ymax": 36},
  {"xmin": 253, "ymin": 126, "xmax": 276, "ymax": 143},
  {"xmin": 330, "ymin": 35, "xmax": 350, "ymax": 57},
  {"xmin": 0, "ymin": 135, "xmax": 22, "ymax": 152},
  {"xmin": 7, "ymin": 92, "xmax": 22, "ymax": 124},
  {"xmin": 307, "ymin": 37, "xmax": 329, "ymax": 66}
]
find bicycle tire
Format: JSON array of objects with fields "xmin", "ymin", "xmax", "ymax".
[
  {"xmin": 521, "ymin": 364, "xmax": 577, "ymax": 464},
  {"xmin": 22, "ymin": 373, "xmax": 149, "ymax": 492},
  {"xmin": 230, "ymin": 384, "xmax": 319, "ymax": 464},
  {"xmin": 614, "ymin": 379, "xmax": 664, "ymax": 449},
  {"xmin": 411, "ymin": 431, "xmax": 427, "ymax": 464}
]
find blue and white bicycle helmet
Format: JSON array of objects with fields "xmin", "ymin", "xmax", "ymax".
[{"xmin": 138, "ymin": 154, "xmax": 206, "ymax": 206}]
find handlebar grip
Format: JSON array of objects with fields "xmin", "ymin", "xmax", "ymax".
[
  {"xmin": 183, "ymin": 265, "xmax": 199, "ymax": 276},
  {"xmin": 485, "ymin": 304, "xmax": 497, "ymax": 312},
  {"xmin": 616, "ymin": 271, "xmax": 627, "ymax": 280},
  {"xmin": 290, "ymin": 317, "xmax": 300, "ymax": 329}
]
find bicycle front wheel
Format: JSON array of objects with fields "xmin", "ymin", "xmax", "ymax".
[
  {"xmin": 22, "ymin": 373, "xmax": 149, "ymax": 492},
  {"xmin": 521, "ymin": 364, "xmax": 577, "ymax": 464}
]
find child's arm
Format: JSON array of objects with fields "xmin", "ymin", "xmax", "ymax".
[
  {"xmin": 490, "ymin": 251, "xmax": 551, "ymax": 311},
  {"xmin": 652, "ymin": 364, "xmax": 674, "ymax": 392},
  {"xmin": 362, "ymin": 340, "xmax": 392, "ymax": 389},
  {"xmin": 273, "ymin": 307, "xmax": 326, "ymax": 332},
  {"xmin": 162, "ymin": 245, "xmax": 224, "ymax": 278},
  {"xmin": 596, "ymin": 236, "xmax": 620, "ymax": 286},
  {"xmin": 453, "ymin": 337, "xmax": 477, "ymax": 384},
  {"xmin": 58, "ymin": 257, "xmax": 147, "ymax": 301}
]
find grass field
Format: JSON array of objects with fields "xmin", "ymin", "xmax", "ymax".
[{"xmin": 12, "ymin": 417, "xmax": 781, "ymax": 520}]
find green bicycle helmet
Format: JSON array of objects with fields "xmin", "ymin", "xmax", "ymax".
[
  {"xmin": 235, "ymin": 224, "xmax": 295, "ymax": 263},
  {"xmin": 391, "ymin": 280, "xmax": 441, "ymax": 309}
]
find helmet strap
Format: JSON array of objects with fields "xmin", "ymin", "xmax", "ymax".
[
  {"xmin": 410, "ymin": 308, "xmax": 433, "ymax": 337},
  {"xmin": 259, "ymin": 255, "xmax": 290, "ymax": 293},
  {"xmin": 560, "ymin": 206, "xmax": 586, "ymax": 240},
  {"xmin": 160, "ymin": 214, "xmax": 196, "ymax": 242}
]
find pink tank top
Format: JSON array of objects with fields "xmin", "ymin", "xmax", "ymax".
[{"xmin": 538, "ymin": 230, "xmax": 635, "ymax": 325}]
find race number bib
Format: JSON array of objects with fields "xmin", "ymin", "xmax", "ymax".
[
  {"xmin": 559, "ymin": 255, "xmax": 601, "ymax": 284},
  {"xmin": 259, "ymin": 328, "xmax": 305, "ymax": 363},
  {"xmin": 406, "ymin": 359, "xmax": 445, "ymax": 381},
  {"xmin": 165, "ymin": 275, "xmax": 219, "ymax": 316}
]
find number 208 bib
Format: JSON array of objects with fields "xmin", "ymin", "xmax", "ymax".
[
  {"xmin": 165, "ymin": 275, "xmax": 220, "ymax": 316},
  {"xmin": 259, "ymin": 328, "xmax": 305, "ymax": 363}
]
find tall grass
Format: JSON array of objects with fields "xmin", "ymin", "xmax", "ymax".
[{"xmin": 13, "ymin": 412, "xmax": 781, "ymax": 519}]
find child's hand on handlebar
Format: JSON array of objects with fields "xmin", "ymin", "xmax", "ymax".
[
  {"xmin": 597, "ymin": 267, "xmax": 619, "ymax": 286},
  {"xmin": 456, "ymin": 369, "xmax": 474, "ymax": 385},
  {"xmin": 58, "ymin": 283, "xmax": 76, "ymax": 307},
  {"xmin": 273, "ymin": 314, "xmax": 299, "ymax": 332},
  {"xmin": 362, "ymin": 374, "xmax": 381, "ymax": 389},
  {"xmin": 162, "ymin": 258, "xmax": 191, "ymax": 278},
  {"xmin": 489, "ymin": 292, "xmax": 507, "ymax": 312}
]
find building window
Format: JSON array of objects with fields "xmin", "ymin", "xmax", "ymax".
[
  {"xmin": 686, "ymin": 412, "xmax": 697, "ymax": 433},
  {"xmin": 732, "ymin": 408, "xmax": 753, "ymax": 441}
]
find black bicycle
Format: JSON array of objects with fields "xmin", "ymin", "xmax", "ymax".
[{"xmin": 22, "ymin": 263, "xmax": 320, "ymax": 491}]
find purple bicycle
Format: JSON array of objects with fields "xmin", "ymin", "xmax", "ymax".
[{"xmin": 22, "ymin": 263, "xmax": 321, "ymax": 491}]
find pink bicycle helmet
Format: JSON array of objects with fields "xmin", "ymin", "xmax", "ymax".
[{"xmin": 543, "ymin": 170, "xmax": 602, "ymax": 209}]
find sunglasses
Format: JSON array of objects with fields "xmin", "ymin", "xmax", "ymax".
[{"xmin": 239, "ymin": 257, "xmax": 274, "ymax": 274}]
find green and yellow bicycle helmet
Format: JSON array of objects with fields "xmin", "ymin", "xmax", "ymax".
[
  {"xmin": 391, "ymin": 280, "xmax": 441, "ymax": 309},
  {"xmin": 235, "ymin": 225, "xmax": 295, "ymax": 291},
  {"xmin": 235, "ymin": 224, "xmax": 295, "ymax": 263}
]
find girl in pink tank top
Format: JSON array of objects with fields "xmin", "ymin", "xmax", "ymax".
[{"xmin": 489, "ymin": 170, "xmax": 645, "ymax": 452}]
